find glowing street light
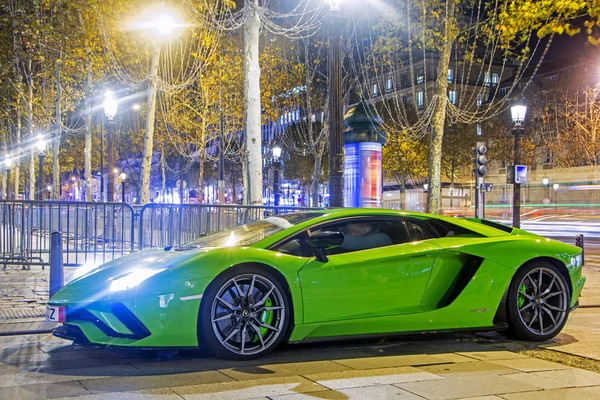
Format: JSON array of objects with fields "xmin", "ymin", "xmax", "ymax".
[
  {"xmin": 132, "ymin": 103, "xmax": 141, "ymax": 111},
  {"xmin": 103, "ymin": 90, "xmax": 118, "ymax": 121},
  {"xmin": 130, "ymin": 5, "xmax": 186, "ymax": 39},
  {"xmin": 542, "ymin": 177, "xmax": 549, "ymax": 186},
  {"xmin": 4, "ymin": 157, "xmax": 13, "ymax": 170},
  {"xmin": 510, "ymin": 96, "xmax": 527, "ymax": 228},
  {"xmin": 272, "ymin": 143, "xmax": 282, "ymax": 160},
  {"xmin": 120, "ymin": 172, "xmax": 127, "ymax": 203}
]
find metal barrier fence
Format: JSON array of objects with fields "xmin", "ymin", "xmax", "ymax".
[
  {"xmin": 0, "ymin": 200, "xmax": 319, "ymax": 268},
  {"xmin": 137, "ymin": 204, "xmax": 319, "ymax": 249},
  {"xmin": 0, "ymin": 200, "xmax": 135, "ymax": 268}
]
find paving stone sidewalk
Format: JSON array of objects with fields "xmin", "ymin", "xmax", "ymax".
[
  {"xmin": 2, "ymin": 334, "xmax": 600, "ymax": 400},
  {"xmin": 0, "ymin": 266, "xmax": 78, "ymax": 335}
]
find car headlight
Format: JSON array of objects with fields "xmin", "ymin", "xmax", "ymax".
[{"xmin": 110, "ymin": 268, "xmax": 167, "ymax": 292}]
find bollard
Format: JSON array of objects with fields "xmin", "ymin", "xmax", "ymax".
[
  {"xmin": 49, "ymin": 231, "xmax": 64, "ymax": 298},
  {"xmin": 575, "ymin": 234, "xmax": 585, "ymax": 266}
]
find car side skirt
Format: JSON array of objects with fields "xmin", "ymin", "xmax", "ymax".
[{"xmin": 288, "ymin": 323, "xmax": 510, "ymax": 344}]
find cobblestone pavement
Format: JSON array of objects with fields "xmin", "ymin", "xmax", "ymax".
[{"xmin": 2, "ymin": 332, "xmax": 600, "ymax": 400}]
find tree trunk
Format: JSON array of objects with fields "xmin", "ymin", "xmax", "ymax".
[
  {"xmin": 13, "ymin": 94, "xmax": 21, "ymax": 199},
  {"xmin": 160, "ymin": 149, "xmax": 166, "ymax": 202},
  {"xmin": 426, "ymin": 1, "xmax": 456, "ymax": 214},
  {"xmin": 243, "ymin": 0, "xmax": 263, "ymax": 206},
  {"xmin": 53, "ymin": 60, "xmax": 62, "ymax": 199},
  {"xmin": 84, "ymin": 31, "xmax": 93, "ymax": 201},
  {"xmin": 311, "ymin": 154, "xmax": 321, "ymax": 208},
  {"xmin": 1, "ymin": 133, "xmax": 6, "ymax": 199},
  {"xmin": 27, "ymin": 57, "xmax": 35, "ymax": 200},
  {"xmin": 141, "ymin": 42, "xmax": 161, "ymax": 204}
]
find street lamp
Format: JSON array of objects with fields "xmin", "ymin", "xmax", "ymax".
[
  {"xmin": 35, "ymin": 136, "xmax": 47, "ymax": 200},
  {"xmin": 272, "ymin": 143, "xmax": 283, "ymax": 207},
  {"xmin": 326, "ymin": 0, "xmax": 344, "ymax": 207},
  {"xmin": 120, "ymin": 172, "xmax": 127, "ymax": 203},
  {"xmin": 423, "ymin": 183, "xmax": 429, "ymax": 192},
  {"xmin": 104, "ymin": 90, "xmax": 119, "ymax": 202},
  {"xmin": 511, "ymin": 97, "xmax": 527, "ymax": 228}
]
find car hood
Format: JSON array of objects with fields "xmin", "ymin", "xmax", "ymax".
[{"xmin": 50, "ymin": 246, "xmax": 211, "ymax": 304}]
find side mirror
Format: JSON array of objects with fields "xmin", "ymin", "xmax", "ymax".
[{"xmin": 307, "ymin": 231, "xmax": 344, "ymax": 262}]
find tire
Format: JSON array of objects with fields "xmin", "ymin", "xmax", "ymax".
[
  {"xmin": 198, "ymin": 265, "xmax": 291, "ymax": 360},
  {"xmin": 505, "ymin": 261, "xmax": 571, "ymax": 342}
]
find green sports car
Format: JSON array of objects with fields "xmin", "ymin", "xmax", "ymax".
[{"xmin": 47, "ymin": 208, "xmax": 586, "ymax": 359}]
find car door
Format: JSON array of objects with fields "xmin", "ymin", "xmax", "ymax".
[{"xmin": 298, "ymin": 217, "xmax": 442, "ymax": 324}]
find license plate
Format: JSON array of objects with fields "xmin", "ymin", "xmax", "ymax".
[{"xmin": 45, "ymin": 305, "xmax": 65, "ymax": 322}]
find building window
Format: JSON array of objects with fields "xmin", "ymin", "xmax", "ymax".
[
  {"xmin": 416, "ymin": 68, "xmax": 424, "ymax": 84},
  {"xmin": 402, "ymin": 95, "xmax": 407, "ymax": 104},
  {"xmin": 416, "ymin": 91, "xmax": 424, "ymax": 106},
  {"xmin": 447, "ymin": 68, "xmax": 454, "ymax": 83},
  {"xmin": 492, "ymin": 72, "xmax": 499, "ymax": 85},
  {"xmin": 400, "ymin": 73, "xmax": 408, "ymax": 88},
  {"xmin": 372, "ymin": 83, "xmax": 379, "ymax": 96},
  {"xmin": 386, "ymin": 78, "xmax": 393, "ymax": 92},
  {"xmin": 477, "ymin": 94, "xmax": 482, "ymax": 107},
  {"xmin": 449, "ymin": 90, "xmax": 457, "ymax": 104},
  {"xmin": 499, "ymin": 87, "xmax": 509, "ymax": 97},
  {"xmin": 484, "ymin": 71, "xmax": 491, "ymax": 86}
]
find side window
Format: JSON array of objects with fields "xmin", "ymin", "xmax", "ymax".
[
  {"xmin": 271, "ymin": 232, "xmax": 309, "ymax": 257},
  {"xmin": 404, "ymin": 220, "xmax": 438, "ymax": 242},
  {"xmin": 310, "ymin": 219, "xmax": 409, "ymax": 255},
  {"xmin": 427, "ymin": 219, "xmax": 484, "ymax": 238}
]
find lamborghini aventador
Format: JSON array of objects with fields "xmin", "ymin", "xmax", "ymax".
[{"xmin": 47, "ymin": 209, "xmax": 586, "ymax": 359}]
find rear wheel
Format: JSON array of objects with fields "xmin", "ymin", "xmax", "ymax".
[
  {"xmin": 198, "ymin": 266, "xmax": 290, "ymax": 359},
  {"xmin": 506, "ymin": 262, "xmax": 570, "ymax": 341}
]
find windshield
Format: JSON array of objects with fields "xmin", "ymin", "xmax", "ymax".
[{"xmin": 180, "ymin": 212, "xmax": 323, "ymax": 248}]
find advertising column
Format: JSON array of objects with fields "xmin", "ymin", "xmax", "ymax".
[{"xmin": 343, "ymin": 102, "xmax": 387, "ymax": 208}]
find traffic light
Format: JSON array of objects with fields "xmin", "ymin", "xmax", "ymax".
[{"xmin": 475, "ymin": 142, "xmax": 487, "ymax": 177}]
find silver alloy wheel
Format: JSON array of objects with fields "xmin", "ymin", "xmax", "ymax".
[
  {"xmin": 517, "ymin": 267, "xmax": 568, "ymax": 336},
  {"xmin": 210, "ymin": 274, "xmax": 286, "ymax": 356}
]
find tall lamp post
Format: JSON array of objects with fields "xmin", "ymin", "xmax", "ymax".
[
  {"xmin": 35, "ymin": 136, "xmax": 46, "ymax": 200},
  {"xmin": 326, "ymin": 0, "xmax": 344, "ymax": 207},
  {"xmin": 510, "ymin": 97, "xmax": 527, "ymax": 228},
  {"xmin": 104, "ymin": 90, "xmax": 118, "ymax": 202},
  {"xmin": 272, "ymin": 143, "xmax": 282, "ymax": 207},
  {"xmin": 4, "ymin": 157, "xmax": 13, "ymax": 199},
  {"xmin": 120, "ymin": 172, "xmax": 127, "ymax": 203}
]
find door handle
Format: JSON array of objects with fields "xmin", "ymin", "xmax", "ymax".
[{"xmin": 410, "ymin": 254, "xmax": 429, "ymax": 259}]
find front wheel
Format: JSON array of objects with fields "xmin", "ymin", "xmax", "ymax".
[
  {"xmin": 198, "ymin": 266, "xmax": 290, "ymax": 359},
  {"xmin": 506, "ymin": 262, "xmax": 571, "ymax": 341}
]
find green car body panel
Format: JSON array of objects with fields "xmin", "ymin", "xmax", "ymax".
[{"xmin": 48, "ymin": 208, "xmax": 586, "ymax": 348}]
